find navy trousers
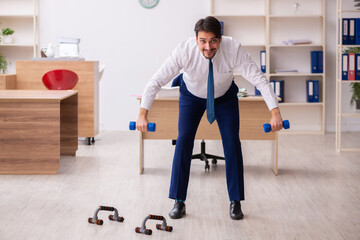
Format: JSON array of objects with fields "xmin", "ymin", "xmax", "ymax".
[{"xmin": 169, "ymin": 76, "xmax": 245, "ymax": 202}]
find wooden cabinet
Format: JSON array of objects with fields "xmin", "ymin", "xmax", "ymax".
[
  {"xmin": 15, "ymin": 61, "xmax": 99, "ymax": 141},
  {"xmin": 0, "ymin": 0, "xmax": 38, "ymax": 73},
  {"xmin": 210, "ymin": 0, "xmax": 326, "ymax": 133},
  {"xmin": 335, "ymin": 0, "xmax": 360, "ymax": 152}
]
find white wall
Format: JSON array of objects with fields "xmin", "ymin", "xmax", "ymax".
[
  {"xmin": 38, "ymin": 0, "xmax": 359, "ymax": 132},
  {"xmin": 39, "ymin": 0, "xmax": 209, "ymax": 131}
]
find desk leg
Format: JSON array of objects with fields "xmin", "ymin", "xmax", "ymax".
[
  {"xmin": 139, "ymin": 132, "xmax": 144, "ymax": 174},
  {"xmin": 271, "ymin": 137, "xmax": 278, "ymax": 176},
  {"xmin": 60, "ymin": 94, "xmax": 78, "ymax": 156}
]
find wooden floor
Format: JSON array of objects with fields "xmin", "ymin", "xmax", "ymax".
[{"xmin": 0, "ymin": 131, "xmax": 359, "ymax": 240}]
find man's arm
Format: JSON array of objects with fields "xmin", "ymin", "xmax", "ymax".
[
  {"xmin": 136, "ymin": 108, "xmax": 149, "ymax": 132},
  {"xmin": 269, "ymin": 107, "xmax": 283, "ymax": 132}
]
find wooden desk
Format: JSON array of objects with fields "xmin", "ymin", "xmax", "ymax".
[
  {"xmin": 15, "ymin": 61, "xmax": 99, "ymax": 141},
  {"xmin": 0, "ymin": 74, "xmax": 16, "ymax": 89},
  {"xmin": 139, "ymin": 97, "xmax": 278, "ymax": 175},
  {"xmin": 0, "ymin": 90, "xmax": 78, "ymax": 174}
]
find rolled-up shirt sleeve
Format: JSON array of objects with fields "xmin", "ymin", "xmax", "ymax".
[
  {"xmin": 140, "ymin": 44, "xmax": 184, "ymax": 110},
  {"xmin": 234, "ymin": 44, "xmax": 278, "ymax": 111}
]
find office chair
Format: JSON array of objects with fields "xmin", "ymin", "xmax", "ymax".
[
  {"xmin": 171, "ymin": 73, "xmax": 225, "ymax": 171},
  {"xmin": 42, "ymin": 69, "xmax": 78, "ymax": 90}
]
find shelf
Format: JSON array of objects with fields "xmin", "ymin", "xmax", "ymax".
[
  {"xmin": 269, "ymin": 73, "xmax": 323, "ymax": 77},
  {"xmin": 338, "ymin": 45, "xmax": 360, "ymax": 48},
  {"xmin": 339, "ymin": 80, "xmax": 360, "ymax": 83},
  {"xmin": 0, "ymin": 0, "xmax": 38, "ymax": 74},
  {"xmin": 242, "ymin": 44, "xmax": 265, "ymax": 48},
  {"xmin": 213, "ymin": 14, "xmax": 265, "ymax": 18},
  {"xmin": 336, "ymin": 0, "xmax": 360, "ymax": 152},
  {"xmin": 269, "ymin": 15, "xmax": 323, "ymax": 18},
  {"xmin": 212, "ymin": 0, "xmax": 326, "ymax": 134},
  {"xmin": 0, "ymin": 14, "xmax": 35, "ymax": 18},
  {"xmin": 0, "ymin": 44, "xmax": 35, "ymax": 47},
  {"xmin": 279, "ymin": 102, "xmax": 323, "ymax": 106},
  {"xmin": 270, "ymin": 44, "xmax": 323, "ymax": 48},
  {"xmin": 340, "ymin": 113, "xmax": 360, "ymax": 118},
  {"xmin": 339, "ymin": 10, "xmax": 360, "ymax": 13},
  {"xmin": 337, "ymin": 148, "xmax": 360, "ymax": 152}
]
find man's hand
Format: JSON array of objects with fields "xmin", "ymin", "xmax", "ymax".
[
  {"xmin": 136, "ymin": 108, "xmax": 149, "ymax": 132},
  {"xmin": 269, "ymin": 107, "xmax": 283, "ymax": 132}
]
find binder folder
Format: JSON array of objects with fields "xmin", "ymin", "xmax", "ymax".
[
  {"xmin": 274, "ymin": 80, "xmax": 284, "ymax": 103},
  {"xmin": 342, "ymin": 53, "xmax": 348, "ymax": 80},
  {"xmin": 349, "ymin": 52, "xmax": 356, "ymax": 80},
  {"xmin": 356, "ymin": 54, "xmax": 360, "ymax": 80},
  {"xmin": 220, "ymin": 21, "xmax": 224, "ymax": 35},
  {"xmin": 255, "ymin": 87, "xmax": 261, "ymax": 96},
  {"xmin": 270, "ymin": 81, "xmax": 275, "ymax": 96},
  {"xmin": 317, "ymin": 51, "xmax": 323, "ymax": 73},
  {"xmin": 307, "ymin": 80, "xmax": 319, "ymax": 102},
  {"xmin": 356, "ymin": 19, "xmax": 360, "ymax": 45},
  {"xmin": 311, "ymin": 51, "xmax": 318, "ymax": 73},
  {"xmin": 349, "ymin": 19, "xmax": 356, "ymax": 45},
  {"xmin": 343, "ymin": 18, "xmax": 349, "ymax": 45},
  {"xmin": 260, "ymin": 51, "xmax": 266, "ymax": 73}
]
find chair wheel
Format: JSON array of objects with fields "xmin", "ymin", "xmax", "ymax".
[
  {"xmin": 212, "ymin": 159, "xmax": 217, "ymax": 165},
  {"xmin": 205, "ymin": 164, "xmax": 210, "ymax": 171}
]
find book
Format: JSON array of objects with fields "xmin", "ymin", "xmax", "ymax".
[
  {"xmin": 287, "ymin": 39, "xmax": 312, "ymax": 45},
  {"xmin": 275, "ymin": 69, "xmax": 298, "ymax": 73},
  {"xmin": 156, "ymin": 86, "xmax": 180, "ymax": 98}
]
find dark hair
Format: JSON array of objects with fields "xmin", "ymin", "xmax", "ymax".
[{"xmin": 194, "ymin": 16, "xmax": 222, "ymax": 38}]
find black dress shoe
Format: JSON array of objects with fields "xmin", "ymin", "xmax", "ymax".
[
  {"xmin": 230, "ymin": 201, "xmax": 244, "ymax": 220},
  {"xmin": 169, "ymin": 201, "xmax": 186, "ymax": 219}
]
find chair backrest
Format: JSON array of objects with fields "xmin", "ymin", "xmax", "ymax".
[
  {"xmin": 171, "ymin": 73, "xmax": 182, "ymax": 87},
  {"xmin": 42, "ymin": 69, "xmax": 78, "ymax": 90}
]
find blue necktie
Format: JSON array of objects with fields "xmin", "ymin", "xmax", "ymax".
[{"xmin": 207, "ymin": 59, "xmax": 215, "ymax": 124}]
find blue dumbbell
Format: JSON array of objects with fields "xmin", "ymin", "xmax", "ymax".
[
  {"xmin": 129, "ymin": 121, "xmax": 156, "ymax": 132},
  {"xmin": 263, "ymin": 120, "xmax": 290, "ymax": 133}
]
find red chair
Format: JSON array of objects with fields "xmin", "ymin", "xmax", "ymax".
[{"xmin": 42, "ymin": 69, "xmax": 78, "ymax": 90}]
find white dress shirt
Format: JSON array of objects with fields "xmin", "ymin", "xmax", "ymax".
[{"xmin": 141, "ymin": 36, "xmax": 278, "ymax": 111}]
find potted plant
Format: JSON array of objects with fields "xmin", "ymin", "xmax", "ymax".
[
  {"xmin": 350, "ymin": 82, "xmax": 360, "ymax": 110},
  {"xmin": 1, "ymin": 27, "xmax": 15, "ymax": 44},
  {"xmin": 0, "ymin": 54, "xmax": 9, "ymax": 74}
]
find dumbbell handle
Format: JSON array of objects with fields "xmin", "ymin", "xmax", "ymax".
[
  {"xmin": 149, "ymin": 214, "xmax": 164, "ymax": 220},
  {"xmin": 129, "ymin": 121, "xmax": 156, "ymax": 132},
  {"xmin": 99, "ymin": 206, "xmax": 114, "ymax": 211},
  {"xmin": 263, "ymin": 120, "xmax": 290, "ymax": 133}
]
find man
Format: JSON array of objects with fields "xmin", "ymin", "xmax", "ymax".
[{"xmin": 136, "ymin": 16, "xmax": 283, "ymax": 220}]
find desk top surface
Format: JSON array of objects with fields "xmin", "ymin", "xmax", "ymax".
[{"xmin": 0, "ymin": 90, "xmax": 78, "ymax": 101}]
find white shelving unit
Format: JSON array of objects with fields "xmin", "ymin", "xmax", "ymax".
[
  {"xmin": 0, "ymin": 0, "xmax": 38, "ymax": 74},
  {"xmin": 335, "ymin": 0, "xmax": 360, "ymax": 152},
  {"xmin": 210, "ymin": 0, "xmax": 326, "ymax": 133}
]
